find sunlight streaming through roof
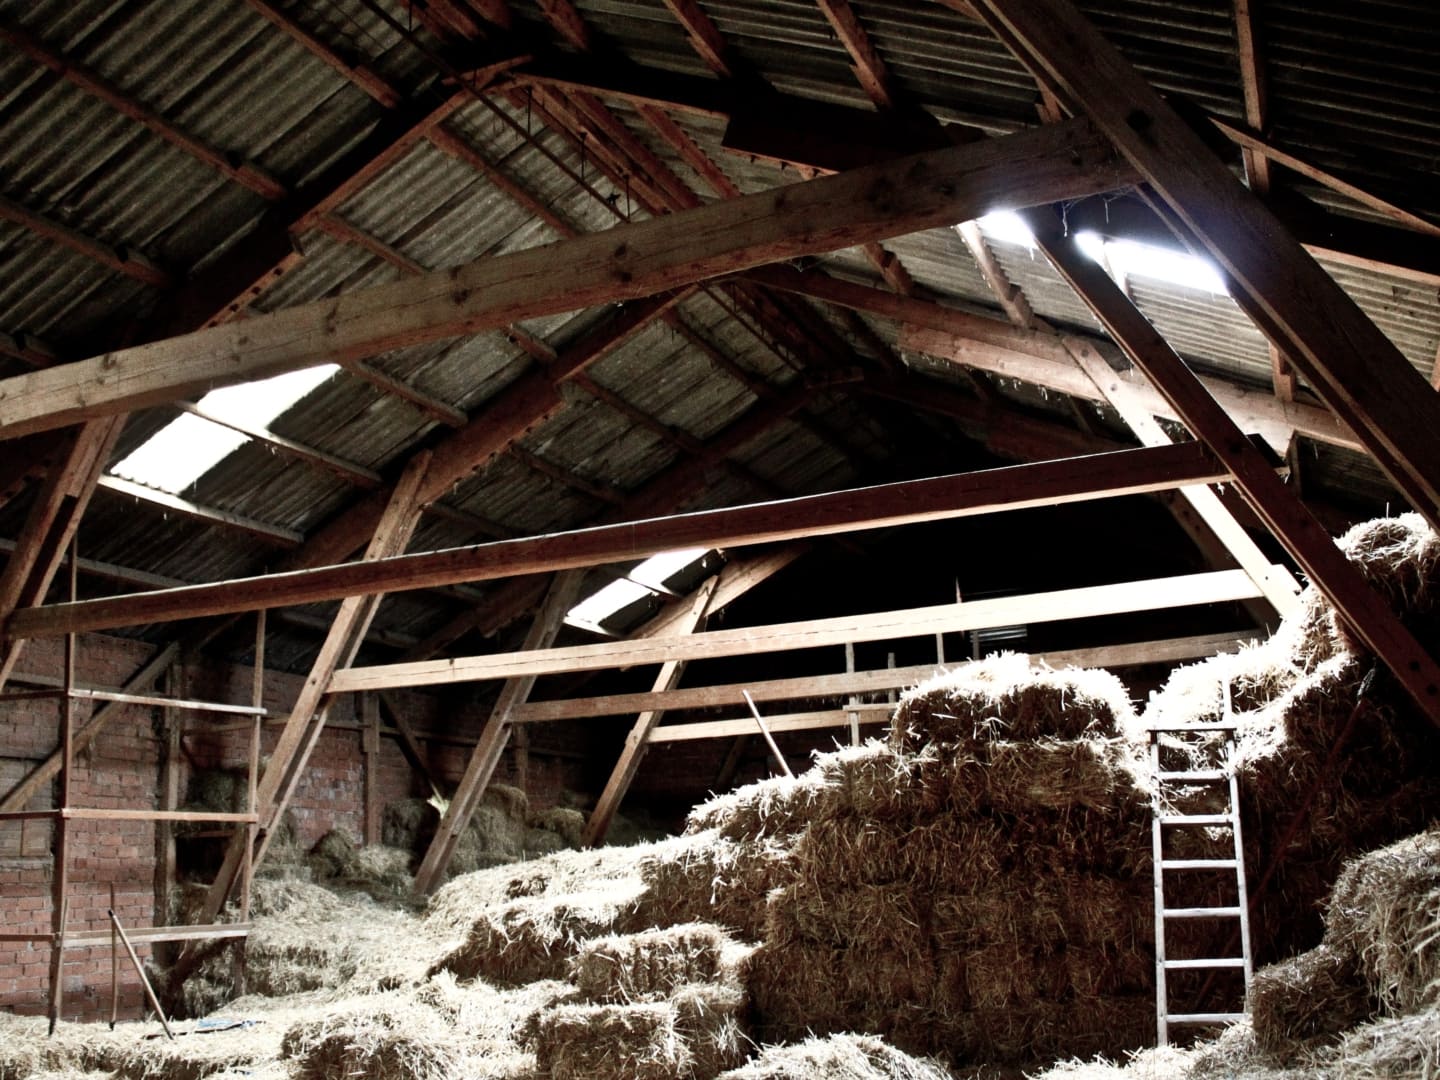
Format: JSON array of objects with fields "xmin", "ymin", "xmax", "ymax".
[
  {"xmin": 110, "ymin": 364, "xmax": 339, "ymax": 494},
  {"xmin": 565, "ymin": 547, "xmax": 711, "ymax": 633}
]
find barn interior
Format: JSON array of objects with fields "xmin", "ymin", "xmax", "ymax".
[{"xmin": 3, "ymin": 0, "xmax": 1440, "ymax": 1076}]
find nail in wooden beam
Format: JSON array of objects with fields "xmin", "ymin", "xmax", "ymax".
[
  {"xmin": 410, "ymin": 570, "xmax": 583, "ymax": 895},
  {"xmin": 582, "ymin": 576, "xmax": 720, "ymax": 847}
]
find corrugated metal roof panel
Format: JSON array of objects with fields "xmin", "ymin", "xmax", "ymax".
[{"xmin": 1127, "ymin": 279, "xmax": 1270, "ymax": 385}]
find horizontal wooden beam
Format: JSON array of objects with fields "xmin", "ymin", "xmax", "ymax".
[
  {"xmin": 63, "ymin": 923, "xmax": 251, "ymax": 947},
  {"xmin": 9, "ymin": 441, "xmax": 1234, "ymax": 638},
  {"xmin": 513, "ymin": 629, "xmax": 1255, "ymax": 722},
  {"xmin": 0, "ymin": 117, "xmax": 1135, "ymax": 439},
  {"xmin": 648, "ymin": 707, "xmax": 890, "ymax": 743},
  {"xmin": 95, "ymin": 476, "xmax": 303, "ymax": 547},
  {"xmin": 330, "ymin": 570, "xmax": 1262, "ymax": 692}
]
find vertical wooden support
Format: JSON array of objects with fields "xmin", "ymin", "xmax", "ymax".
[
  {"xmin": 510, "ymin": 723, "xmax": 530, "ymax": 792},
  {"xmin": 109, "ymin": 883, "xmax": 118, "ymax": 1030},
  {"xmin": 971, "ymin": 0, "xmax": 1440, "ymax": 535},
  {"xmin": 582, "ymin": 577, "xmax": 720, "ymax": 847},
  {"xmin": 411, "ymin": 571, "xmax": 584, "ymax": 895},
  {"xmin": 361, "ymin": 694, "xmax": 381, "ymax": 847},
  {"xmin": 195, "ymin": 453, "xmax": 432, "ymax": 925},
  {"xmin": 844, "ymin": 642, "xmax": 861, "ymax": 747},
  {"xmin": 47, "ymin": 543, "xmax": 77, "ymax": 1035},
  {"xmin": 153, "ymin": 659, "xmax": 182, "ymax": 965},
  {"xmin": 242, "ymin": 610, "xmax": 263, "ymax": 928},
  {"xmin": 1021, "ymin": 205, "xmax": 1440, "ymax": 727}
]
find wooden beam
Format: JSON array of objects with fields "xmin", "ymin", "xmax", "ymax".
[
  {"xmin": 582, "ymin": 576, "xmax": 719, "ymax": 846},
  {"xmin": 194, "ymin": 452, "xmax": 431, "ymax": 923},
  {"xmin": 95, "ymin": 476, "xmax": 304, "ymax": 547},
  {"xmin": 1230, "ymin": 0, "xmax": 1270, "ymax": 193},
  {"xmin": 971, "ymin": 0, "xmax": 1440, "ymax": 535},
  {"xmin": 815, "ymin": 0, "xmax": 895, "ymax": 109},
  {"xmin": 513, "ymin": 630, "xmax": 1255, "ymax": 723},
  {"xmin": 0, "ymin": 117, "xmax": 1134, "ymax": 439},
  {"xmin": 11, "ymin": 441, "xmax": 1236, "ymax": 639},
  {"xmin": 173, "ymin": 402, "xmax": 382, "ymax": 489},
  {"xmin": 659, "ymin": 0, "xmax": 733, "ymax": 77},
  {"xmin": 649, "ymin": 707, "xmax": 889, "ymax": 743},
  {"xmin": 410, "ymin": 571, "xmax": 582, "ymax": 894},
  {"xmin": 0, "ymin": 194, "xmax": 172, "ymax": 288},
  {"xmin": 955, "ymin": 220, "xmax": 1039, "ymax": 328},
  {"xmin": 1018, "ymin": 203, "xmax": 1440, "ymax": 727},
  {"xmin": 331, "ymin": 570, "xmax": 1264, "ymax": 693}
]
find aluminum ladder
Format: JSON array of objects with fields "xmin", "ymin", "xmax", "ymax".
[{"xmin": 1149, "ymin": 681, "xmax": 1253, "ymax": 1046}]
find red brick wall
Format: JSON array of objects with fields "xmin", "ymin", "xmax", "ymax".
[{"xmin": 0, "ymin": 632, "xmax": 589, "ymax": 1021}]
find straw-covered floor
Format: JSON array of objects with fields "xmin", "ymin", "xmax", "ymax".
[{"xmin": 9, "ymin": 513, "xmax": 1440, "ymax": 1078}]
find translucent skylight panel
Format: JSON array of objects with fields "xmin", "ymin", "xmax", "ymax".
[
  {"xmin": 566, "ymin": 578, "xmax": 654, "ymax": 632},
  {"xmin": 628, "ymin": 547, "xmax": 708, "ymax": 590},
  {"xmin": 108, "ymin": 364, "xmax": 339, "ymax": 494}
]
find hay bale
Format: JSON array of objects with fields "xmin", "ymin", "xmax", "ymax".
[
  {"xmin": 524, "ymin": 825, "xmax": 569, "ymax": 856},
  {"xmin": 1321, "ymin": 1006, "xmax": 1440, "ymax": 1078},
  {"xmin": 813, "ymin": 742, "xmax": 950, "ymax": 821},
  {"xmin": 532, "ymin": 806, "xmax": 587, "ymax": 848},
  {"xmin": 673, "ymin": 982, "xmax": 753, "ymax": 1078},
  {"xmin": 1249, "ymin": 944, "xmax": 1376, "ymax": 1054},
  {"xmin": 187, "ymin": 769, "xmax": 246, "ymax": 813},
  {"xmin": 281, "ymin": 996, "xmax": 464, "ymax": 1080},
  {"xmin": 307, "ymin": 827, "xmax": 358, "ymax": 880},
  {"xmin": 686, "ymin": 771, "xmax": 835, "ymax": 844},
  {"xmin": 894, "ymin": 654, "xmax": 1134, "ymax": 750},
  {"xmin": 1329, "ymin": 514, "xmax": 1440, "ymax": 657},
  {"xmin": 570, "ymin": 923, "xmax": 747, "ymax": 1003},
  {"xmin": 382, "ymin": 797, "xmax": 435, "ymax": 852},
  {"xmin": 1326, "ymin": 827, "xmax": 1440, "ymax": 1015},
  {"xmin": 531, "ymin": 1001, "xmax": 692, "ymax": 1080},
  {"xmin": 632, "ymin": 830, "xmax": 791, "ymax": 941},
  {"xmin": 433, "ymin": 886, "xmax": 644, "ymax": 985},
  {"xmin": 714, "ymin": 1033, "xmax": 954, "ymax": 1079}
]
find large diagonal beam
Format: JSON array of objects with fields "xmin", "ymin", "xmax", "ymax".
[
  {"xmin": 0, "ymin": 117, "xmax": 1134, "ymax": 439},
  {"xmin": 194, "ymin": 452, "xmax": 432, "ymax": 924},
  {"xmin": 409, "ymin": 570, "xmax": 582, "ymax": 895},
  {"xmin": 1019, "ymin": 205, "xmax": 1440, "ymax": 727},
  {"xmin": 12, "ymin": 441, "xmax": 1237, "ymax": 639},
  {"xmin": 970, "ymin": 0, "xmax": 1440, "ymax": 534}
]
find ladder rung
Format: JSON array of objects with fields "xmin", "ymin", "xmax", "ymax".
[
  {"xmin": 1166, "ymin": 1012, "xmax": 1247, "ymax": 1025},
  {"xmin": 1149, "ymin": 722, "xmax": 1239, "ymax": 732},
  {"xmin": 1163, "ymin": 957, "xmax": 1247, "ymax": 970},
  {"xmin": 1157, "ymin": 769, "xmax": 1227, "ymax": 781},
  {"xmin": 1163, "ymin": 906, "xmax": 1244, "ymax": 919},
  {"xmin": 1159, "ymin": 813, "xmax": 1234, "ymax": 825},
  {"xmin": 1159, "ymin": 858, "xmax": 1239, "ymax": 869}
]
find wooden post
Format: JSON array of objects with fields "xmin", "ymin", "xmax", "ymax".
[
  {"xmin": 361, "ymin": 694, "xmax": 381, "ymax": 847},
  {"xmin": 153, "ymin": 659, "xmax": 182, "ymax": 965},
  {"xmin": 845, "ymin": 642, "xmax": 860, "ymax": 747},
  {"xmin": 109, "ymin": 883, "xmax": 118, "ymax": 1030},
  {"xmin": 743, "ymin": 691, "xmax": 793, "ymax": 777},
  {"xmin": 582, "ymin": 577, "xmax": 719, "ymax": 847},
  {"xmin": 410, "ymin": 571, "xmax": 583, "ymax": 895},
  {"xmin": 510, "ymin": 723, "xmax": 530, "ymax": 793},
  {"xmin": 46, "ymin": 543, "xmax": 78, "ymax": 1035},
  {"xmin": 107, "ymin": 909, "xmax": 174, "ymax": 1040}
]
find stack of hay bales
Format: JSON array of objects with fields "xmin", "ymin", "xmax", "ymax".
[
  {"xmin": 715, "ymin": 1033, "xmax": 956, "ymax": 1079},
  {"xmin": 1142, "ymin": 512, "xmax": 1440, "ymax": 965},
  {"xmin": 306, "ymin": 827, "xmax": 415, "ymax": 900},
  {"xmin": 744, "ymin": 656, "xmax": 1157, "ymax": 1065}
]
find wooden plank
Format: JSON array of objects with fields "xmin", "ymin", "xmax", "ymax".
[
  {"xmin": 649, "ymin": 707, "xmax": 890, "ymax": 743},
  {"xmin": 515, "ymin": 630, "xmax": 1255, "ymax": 722},
  {"xmin": 61, "ymin": 809, "xmax": 258, "ymax": 823},
  {"xmin": 0, "ymin": 118, "xmax": 1134, "ymax": 439},
  {"xmin": 1230, "ymin": 0, "xmax": 1270, "ymax": 193},
  {"xmin": 971, "ymin": 0, "xmax": 1440, "ymax": 534},
  {"xmin": 659, "ymin": 0, "xmax": 732, "ymax": 76},
  {"xmin": 362, "ymin": 695, "xmax": 380, "ymax": 847},
  {"xmin": 815, "ymin": 0, "xmax": 895, "ymax": 109},
  {"xmin": 0, "ymin": 193, "xmax": 171, "ymax": 288},
  {"xmin": 95, "ymin": 476, "xmax": 303, "ymax": 547},
  {"xmin": 583, "ymin": 577, "xmax": 719, "ymax": 847},
  {"xmin": 955, "ymin": 220, "xmax": 1038, "ymax": 328},
  {"xmin": 410, "ymin": 571, "xmax": 583, "ymax": 895},
  {"xmin": 64, "ymin": 923, "xmax": 251, "ymax": 947},
  {"xmin": 1017, "ymin": 204, "xmax": 1440, "ymax": 726},
  {"xmin": 333, "ymin": 570, "xmax": 1263, "ymax": 693},
  {"xmin": 11, "ymin": 442, "xmax": 1235, "ymax": 639}
]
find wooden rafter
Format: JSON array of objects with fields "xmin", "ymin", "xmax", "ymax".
[
  {"xmin": 0, "ymin": 118, "xmax": 1132, "ymax": 440},
  {"xmin": 971, "ymin": 0, "xmax": 1440, "ymax": 536},
  {"xmin": 659, "ymin": 0, "xmax": 733, "ymax": 77},
  {"xmin": 815, "ymin": 0, "xmax": 895, "ymax": 109},
  {"xmin": 0, "ymin": 194, "xmax": 171, "ymax": 288},
  {"xmin": 1230, "ymin": 0, "xmax": 1271, "ymax": 193},
  {"xmin": 10, "ymin": 441, "xmax": 1238, "ymax": 639},
  {"xmin": 1, "ymin": 15, "xmax": 288, "ymax": 197},
  {"xmin": 955, "ymin": 220, "xmax": 1039, "ymax": 329},
  {"xmin": 94, "ymin": 477, "xmax": 304, "ymax": 548}
]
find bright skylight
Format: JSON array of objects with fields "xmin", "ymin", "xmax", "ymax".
[
  {"xmin": 975, "ymin": 210, "xmax": 1037, "ymax": 248},
  {"xmin": 565, "ymin": 547, "xmax": 711, "ymax": 634},
  {"xmin": 110, "ymin": 364, "xmax": 339, "ymax": 494}
]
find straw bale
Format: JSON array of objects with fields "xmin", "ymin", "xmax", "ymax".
[
  {"xmin": 978, "ymin": 737, "xmax": 1150, "ymax": 815},
  {"xmin": 1325, "ymin": 827, "xmax": 1440, "ymax": 1015},
  {"xmin": 1248, "ymin": 944, "xmax": 1375, "ymax": 1054},
  {"xmin": 345, "ymin": 845, "xmax": 415, "ymax": 898},
  {"xmin": 894, "ymin": 654, "xmax": 1134, "ymax": 750},
  {"xmin": 434, "ymin": 886, "xmax": 644, "ymax": 985},
  {"xmin": 673, "ymin": 982, "xmax": 754, "ymax": 1078},
  {"xmin": 382, "ymin": 797, "xmax": 435, "ymax": 851},
  {"xmin": 1321, "ymin": 1007, "xmax": 1440, "ymax": 1078},
  {"xmin": 281, "ymin": 994, "xmax": 464, "ymax": 1080},
  {"xmin": 531, "ymin": 806, "xmax": 587, "ymax": 848},
  {"xmin": 187, "ymin": 769, "xmax": 247, "ymax": 814},
  {"xmin": 686, "ymin": 770, "xmax": 835, "ymax": 843},
  {"xmin": 714, "ymin": 1033, "xmax": 955, "ymax": 1079},
  {"xmin": 1328, "ymin": 514, "xmax": 1440, "ymax": 658},
  {"xmin": 530, "ymin": 1001, "xmax": 691, "ymax": 1080},
  {"xmin": 570, "ymin": 922, "xmax": 748, "ymax": 1003},
  {"xmin": 632, "ymin": 829, "xmax": 791, "ymax": 941},
  {"xmin": 814, "ymin": 742, "xmax": 952, "ymax": 821},
  {"xmin": 307, "ymin": 827, "xmax": 358, "ymax": 880}
]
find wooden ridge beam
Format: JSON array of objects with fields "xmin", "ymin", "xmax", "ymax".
[
  {"xmin": 10, "ymin": 441, "xmax": 1234, "ymax": 640},
  {"xmin": 515, "ymin": 629, "xmax": 1255, "ymax": 723},
  {"xmin": 332, "ymin": 570, "xmax": 1263, "ymax": 692},
  {"xmin": 0, "ymin": 117, "xmax": 1132, "ymax": 440},
  {"xmin": 971, "ymin": 0, "xmax": 1440, "ymax": 534}
]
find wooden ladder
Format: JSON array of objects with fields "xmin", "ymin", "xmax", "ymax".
[{"xmin": 1149, "ymin": 682, "xmax": 1253, "ymax": 1047}]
